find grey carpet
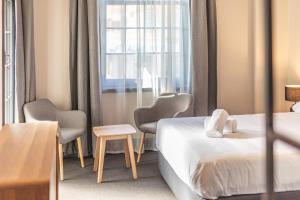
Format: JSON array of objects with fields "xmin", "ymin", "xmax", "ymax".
[{"xmin": 59, "ymin": 151, "xmax": 176, "ymax": 200}]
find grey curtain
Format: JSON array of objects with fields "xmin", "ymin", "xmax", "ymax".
[
  {"xmin": 15, "ymin": 0, "xmax": 36, "ymax": 122},
  {"xmin": 69, "ymin": 0, "xmax": 101, "ymax": 156},
  {"xmin": 191, "ymin": 0, "xmax": 217, "ymax": 116}
]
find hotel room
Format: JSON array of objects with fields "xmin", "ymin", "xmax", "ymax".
[{"xmin": 1, "ymin": 0, "xmax": 300, "ymax": 199}]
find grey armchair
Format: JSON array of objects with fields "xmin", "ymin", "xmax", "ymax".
[
  {"xmin": 23, "ymin": 99, "xmax": 86, "ymax": 181},
  {"xmin": 134, "ymin": 93, "xmax": 193, "ymax": 163}
]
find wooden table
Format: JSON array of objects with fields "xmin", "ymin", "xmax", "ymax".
[
  {"xmin": 93, "ymin": 124, "xmax": 138, "ymax": 183},
  {"xmin": 0, "ymin": 122, "xmax": 58, "ymax": 200}
]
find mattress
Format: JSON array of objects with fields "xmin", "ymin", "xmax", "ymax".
[{"xmin": 156, "ymin": 112, "xmax": 300, "ymax": 199}]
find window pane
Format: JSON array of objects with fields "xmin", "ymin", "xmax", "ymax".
[
  {"xmin": 107, "ymin": 5, "xmax": 123, "ymax": 27},
  {"xmin": 126, "ymin": 29, "xmax": 137, "ymax": 53},
  {"xmin": 142, "ymin": 54, "xmax": 161, "ymax": 88},
  {"xmin": 107, "ymin": 29, "xmax": 123, "ymax": 53},
  {"xmin": 106, "ymin": 55, "xmax": 125, "ymax": 79},
  {"xmin": 126, "ymin": 54, "xmax": 137, "ymax": 79},
  {"xmin": 174, "ymin": 5, "xmax": 181, "ymax": 27},
  {"xmin": 145, "ymin": 29, "xmax": 161, "ymax": 53},
  {"xmin": 126, "ymin": 5, "xmax": 136, "ymax": 27},
  {"xmin": 160, "ymin": 29, "xmax": 180, "ymax": 53},
  {"xmin": 126, "ymin": 5, "xmax": 144, "ymax": 28},
  {"xmin": 145, "ymin": 5, "xmax": 162, "ymax": 27},
  {"xmin": 175, "ymin": 29, "xmax": 180, "ymax": 52}
]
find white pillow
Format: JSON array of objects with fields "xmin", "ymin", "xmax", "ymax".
[
  {"xmin": 292, "ymin": 102, "xmax": 300, "ymax": 113},
  {"xmin": 205, "ymin": 109, "xmax": 229, "ymax": 138}
]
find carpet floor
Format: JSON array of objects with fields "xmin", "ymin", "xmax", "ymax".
[{"xmin": 59, "ymin": 151, "xmax": 176, "ymax": 200}]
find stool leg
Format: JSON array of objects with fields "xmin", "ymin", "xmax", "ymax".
[
  {"xmin": 93, "ymin": 137, "xmax": 100, "ymax": 172},
  {"xmin": 137, "ymin": 132, "xmax": 145, "ymax": 163},
  {"xmin": 127, "ymin": 135, "xmax": 138, "ymax": 179},
  {"xmin": 97, "ymin": 137, "xmax": 106, "ymax": 183},
  {"xmin": 124, "ymin": 139, "xmax": 131, "ymax": 168}
]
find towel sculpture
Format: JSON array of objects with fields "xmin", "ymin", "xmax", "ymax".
[{"xmin": 204, "ymin": 109, "xmax": 237, "ymax": 138}]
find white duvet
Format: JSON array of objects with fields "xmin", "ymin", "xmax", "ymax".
[{"xmin": 156, "ymin": 112, "xmax": 300, "ymax": 199}]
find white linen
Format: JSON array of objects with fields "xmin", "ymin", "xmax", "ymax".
[
  {"xmin": 292, "ymin": 102, "xmax": 300, "ymax": 112},
  {"xmin": 156, "ymin": 112, "xmax": 300, "ymax": 199},
  {"xmin": 205, "ymin": 109, "xmax": 229, "ymax": 138},
  {"xmin": 204, "ymin": 117, "xmax": 238, "ymax": 133}
]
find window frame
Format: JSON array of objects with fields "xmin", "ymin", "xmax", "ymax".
[{"xmin": 100, "ymin": 0, "xmax": 189, "ymax": 92}]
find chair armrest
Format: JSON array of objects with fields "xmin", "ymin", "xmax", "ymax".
[
  {"xmin": 56, "ymin": 110, "xmax": 87, "ymax": 129},
  {"xmin": 173, "ymin": 100, "xmax": 194, "ymax": 118},
  {"xmin": 173, "ymin": 109, "xmax": 193, "ymax": 118},
  {"xmin": 134, "ymin": 107, "xmax": 158, "ymax": 130}
]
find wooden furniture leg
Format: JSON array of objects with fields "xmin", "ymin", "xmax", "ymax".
[
  {"xmin": 127, "ymin": 135, "xmax": 138, "ymax": 179},
  {"xmin": 97, "ymin": 137, "xmax": 106, "ymax": 183},
  {"xmin": 93, "ymin": 137, "xmax": 100, "ymax": 172},
  {"xmin": 77, "ymin": 137, "xmax": 85, "ymax": 168},
  {"xmin": 137, "ymin": 132, "xmax": 145, "ymax": 163},
  {"xmin": 123, "ymin": 138, "xmax": 131, "ymax": 168},
  {"xmin": 58, "ymin": 144, "xmax": 64, "ymax": 181}
]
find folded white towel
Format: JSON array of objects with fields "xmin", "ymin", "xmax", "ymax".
[
  {"xmin": 205, "ymin": 109, "xmax": 229, "ymax": 138},
  {"xmin": 204, "ymin": 117, "xmax": 237, "ymax": 133}
]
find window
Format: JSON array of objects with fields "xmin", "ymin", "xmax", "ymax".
[
  {"xmin": 99, "ymin": 0, "xmax": 190, "ymax": 91},
  {"xmin": 3, "ymin": 0, "xmax": 15, "ymax": 123}
]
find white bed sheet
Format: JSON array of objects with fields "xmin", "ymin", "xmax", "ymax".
[{"xmin": 156, "ymin": 112, "xmax": 300, "ymax": 199}]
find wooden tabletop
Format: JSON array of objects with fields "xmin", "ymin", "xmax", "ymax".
[
  {"xmin": 0, "ymin": 122, "xmax": 58, "ymax": 192},
  {"xmin": 93, "ymin": 124, "xmax": 136, "ymax": 137}
]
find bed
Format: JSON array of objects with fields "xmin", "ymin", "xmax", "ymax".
[{"xmin": 156, "ymin": 112, "xmax": 300, "ymax": 200}]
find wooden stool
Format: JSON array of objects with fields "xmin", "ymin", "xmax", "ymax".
[{"xmin": 93, "ymin": 124, "xmax": 138, "ymax": 183}]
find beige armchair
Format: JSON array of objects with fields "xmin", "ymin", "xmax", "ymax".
[
  {"xmin": 134, "ymin": 93, "xmax": 193, "ymax": 163},
  {"xmin": 23, "ymin": 99, "xmax": 86, "ymax": 181}
]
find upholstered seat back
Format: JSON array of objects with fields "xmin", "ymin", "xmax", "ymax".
[
  {"xmin": 23, "ymin": 99, "xmax": 57, "ymax": 122},
  {"xmin": 134, "ymin": 93, "xmax": 193, "ymax": 133},
  {"xmin": 154, "ymin": 93, "xmax": 193, "ymax": 119}
]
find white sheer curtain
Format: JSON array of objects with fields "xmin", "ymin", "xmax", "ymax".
[{"xmin": 99, "ymin": 0, "xmax": 191, "ymax": 152}]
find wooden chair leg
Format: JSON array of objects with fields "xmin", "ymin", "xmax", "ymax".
[
  {"xmin": 58, "ymin": 144, "xmax": 64, "ymax": 181},
  {"xmin": 123, "ymin": 139, "xmax": 131, "ymax": 168},
  {"xmin": 137, "ymin": 132, "xmax": 145, "ymax": 163},
  {"xmin": 97, "ymin": 137, "xmax": 106, "ymax": 183},
  {"xmin": 127, "ymin": 135, "xmax": 138, "ymax": 179},
  {"xmin": 93, "ymin": 137, "xmax": 100, "ymax": 172},
  {"xmin": 77, "ymin": 137, "xmax": 85, "ymax": 168}
]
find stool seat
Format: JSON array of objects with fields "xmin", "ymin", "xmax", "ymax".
[
  {"xmin": 93, "ymin": 124, "xmax": 136, "ymax": 137},
  {"xmin": 93, "ymin": 124, "xmax": 138, "ymax": 183}
]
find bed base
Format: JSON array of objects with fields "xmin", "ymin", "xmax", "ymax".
[{"xmin": 158, "ymin": 151, "xmax": 300, "ymax": 200}]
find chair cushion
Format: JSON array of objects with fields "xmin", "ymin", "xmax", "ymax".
[
  {"xmin": 140, "ymin": 122, "xmax": 157, "ymax": 134},
  {"xmin": 59, "ymin": 128, "xmax": 85, "ymax": 144}
]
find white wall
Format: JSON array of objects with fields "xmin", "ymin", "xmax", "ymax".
[
  {"xmin": 288, "ymin": 0, "xmax": 300, "ymax": 86},
  {"xmin": 253, "ymin": 0, "xmax": 290, "ymax": 113},
  {"xmin": 34, "ymin": 0, "xmax": 71, "ymax": 110},
  {"xmin": 217, "ymin": 0, "xmax": 255, "ymax": 114},
  {"xmin": 273, "ymin": 0, "xmax": 290, "ymax": 112}
]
